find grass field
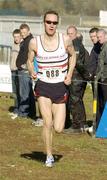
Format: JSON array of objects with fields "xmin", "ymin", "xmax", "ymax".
[{"xmin": 0, "ymin": 86, "xmax": 107, "ymax": 180}]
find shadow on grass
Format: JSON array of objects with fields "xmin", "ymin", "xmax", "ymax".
[{"xmin": 20, "ymin": 151, "xmax": 63, "ymax": 163}]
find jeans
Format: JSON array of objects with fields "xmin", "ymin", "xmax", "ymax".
[
  {"xmin": 11, "ymin": 70, "xmax": 20, "ymax": 113},
  {"xmin": 18, "ymin": 70, "xmax": 36, "ymax": 117}
]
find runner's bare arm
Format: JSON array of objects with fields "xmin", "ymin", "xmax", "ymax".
[
  {"xmin": 63, "ymin": 35, "xmax": 76, "ymax": 85},
  {"xmin": 27, "ymin": 38, "xmax": 37, "ymax": 79}
]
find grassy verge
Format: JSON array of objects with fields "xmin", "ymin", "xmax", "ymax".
[{"xmin": 0, "ymin": 86, "xmax": 107, "ymax": 180}]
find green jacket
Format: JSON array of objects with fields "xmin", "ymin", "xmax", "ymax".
[{"xmin": 96, "ymin": 42, "xmax": 107, "ymax": 80}]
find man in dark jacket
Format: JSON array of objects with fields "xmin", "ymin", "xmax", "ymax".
[
  {"xmin": 95, "ymin": 29, "xmax": 107, "ymax": 128},
  {"xmin": 88, "ymin": 27, "xmax": 101, "ymax": 82},
  {"xmin": 65, "ymin": 25, "xmax": 90, "ymax": 133},
  {"xmin": 85, "ymin": 27, "xmax": 102, "ymax": 135},
  {"xmin": 11, "ymin": 24, "xmax": 36, "ymax": 119}
]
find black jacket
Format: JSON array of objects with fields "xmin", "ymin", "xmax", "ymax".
[
  {"xmin": 73, "ymin": 38, "xmax": 90, "ymax": 80},
  {"xmin": 16, "ymin": 33, "xmax": 33, "ymax": 70},
  {"xmin": 88, "ymin": 42, "xmax": 101, "ymax": 77}
]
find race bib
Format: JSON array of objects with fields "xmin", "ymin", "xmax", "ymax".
[{"xmin": 43, "ymin": 67, "xmax": 62, "ymax": 80}]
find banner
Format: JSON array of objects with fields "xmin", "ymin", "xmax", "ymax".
[{"xmin": 0, "ymin": 64, "xmax": 12, "ymax": 93}]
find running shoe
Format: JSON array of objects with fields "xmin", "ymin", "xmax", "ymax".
[
  {"xmin": 85, "ymin": 126, "xmax": 93, "ymax": 136},
  {"xmin": 45, "ymin": 155, "xmax": 54, "ymax": 167},
  {"xmin": 32, "ymin": 118, "xmax": 43, "ymax": 127},
  {"xmin": 11, "ymin": 113, "xmax": 18, "ymax": 120}
]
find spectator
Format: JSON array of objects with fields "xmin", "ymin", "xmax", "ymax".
[
  {"xmin": 9, "ymin": 29, "xmax": 21, "ymax": 115},
  {"xmin": 95, "ymin": 29, "xmax": 107, "ymax": 129},
  {"xmin": 85, "ymin": 27, "xmax": 102, "ymax": 135},
  {"xmin": 88, "ymin": 27, "xmax": 101, "ymax": 82},
  {"xmin": 11, "ymin": 24, "xmax": 36, "ymax": 119},
  {"xmin": 64, "ymin": 25, "xmax": 90, "ymax": 133}
]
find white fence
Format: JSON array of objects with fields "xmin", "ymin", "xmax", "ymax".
[
  {"xmin": 0, "ymin": 15, "xmax": 93, "ymax": 47},
  {"xmin": 0, "ymin": 14, "xmax": 105, "ymax": 64},
  {"xmin": 0, "ymin": 15, "xmax": 43, "ymax": 46},
  {"xmin": 0, "ymin": 45, "xmax": 11, "ymax": 64}
]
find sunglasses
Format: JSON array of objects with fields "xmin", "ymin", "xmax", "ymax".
[{"xmin": 45, "ymin": 20, "xmax": 58, "ymax": 25}]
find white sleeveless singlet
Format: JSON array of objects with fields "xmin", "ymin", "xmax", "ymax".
[{"xmin": 36, "ymin": 33, "xmax": 68, "ymax": 83}]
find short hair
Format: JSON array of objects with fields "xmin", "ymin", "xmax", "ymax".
[
  {"xmin": 12, "ymin": 29, "xmax": 20, "ymax": 36},
  {"xmin": 19, "ymin": 23, "xmax": 30, "ymax": 31},
  {"xmin": 89, "ymin": 27, "xmax": 99, "ymax": 34},
  {"xmin": 97, "ymin": 28, "xmax": 107, "ymax": 35},
  {"xmin": 67, "ymin": 25, "xmax": 77, "ymax": 34},
  {"xmin": 43, "ymin": 10, "xmax": 59, "ymax": 22}
]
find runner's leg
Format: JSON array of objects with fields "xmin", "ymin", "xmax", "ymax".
[
  {"xmin": 37, "ymin": 96, "xmax": 53, "ymax": 156},
  {"xmin": 52, "ymin": 103, "xmax": 66, "ymax": 133}
]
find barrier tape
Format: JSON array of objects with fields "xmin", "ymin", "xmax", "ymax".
[{"xmin": 9, "ymin": 73, "xmax": 107, "ymax": 85}]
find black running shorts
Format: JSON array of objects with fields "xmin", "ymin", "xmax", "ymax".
[{"xmin": 34, "ymin": 80, "xmax": 68, "ymax": 103}]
